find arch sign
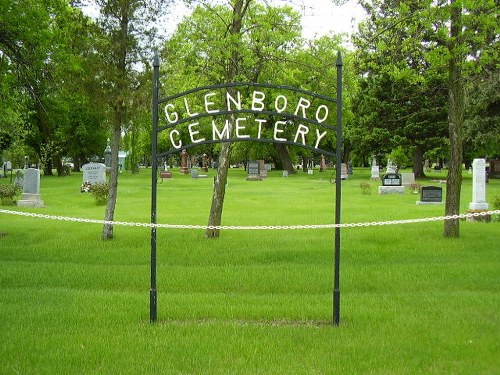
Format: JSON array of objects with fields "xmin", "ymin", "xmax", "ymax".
[{"xmin": 150, "ymin": 52, "xmax": 343, "ymax": 325}]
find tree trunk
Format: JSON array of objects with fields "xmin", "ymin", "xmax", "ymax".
[
  {"xmin": 102, "ymin": 120, "xmax": 121, "ymax": 240},
  {"xmin": 205, "ymin": 139, "xmax": 232, "ymax": 238},
  {"xmin": 274, "ymin": 143, "xmax": 296, "ymax": 174},
  {"xmin": 444, "ymin": 0, "xmax": 464, "ymax": 238},
  {"xmin": 412, "ymin": 144, "xmax": 425, "ymax": 178},
  {"xmin": 101, "ymin": 3, "xmax": 131, "ymax": 240},
  {"xmin": 205, "ymin": 0, "xmax": 251, "ymax": 238}
]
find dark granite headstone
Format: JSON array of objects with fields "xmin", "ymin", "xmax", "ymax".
[
  {"xmin": 421, "ymin": 186, "xmax": 443, "ymax": 203},
  {"xmin": 382, "ymin": 173, "xmax": 402, "ymax": 186}
]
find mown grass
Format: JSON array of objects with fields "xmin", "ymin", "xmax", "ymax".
[{"xmin": 1, "ymin": 167, "xmax": 499, "ymax": 374}]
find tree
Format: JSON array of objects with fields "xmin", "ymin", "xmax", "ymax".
[
  {"xmin": 1, "ymin": 0, "xmax": 108, "ymax": 173},
  {"xmin": 352, "ymin": 0, "xmax": 449, "ymax": 177},
  {"xmin": 161, "ymin": 0, "xmax": 304, "ymax": 237},
  {"xmin": 352, "ymin": 0, "xmax": 498, "ymax": 236},
  {"xmin": 92, "ymin": 0, "xmax": 171, "ymax": 240}
]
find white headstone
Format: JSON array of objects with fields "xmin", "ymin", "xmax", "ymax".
[
  {"xmin": 341, "ymin": 163, "xmax": 349, "ymax": 180},
  {"xmin": 469, "ymin": 158, "xmax": 489, "ymax": 210},
  {"xmin": 82, "ymin": 163, "xmax": 106, "ymax": 185},
  {"xmin": 371, "ymin": 165, "xmax": 380, "ymax": 180},
  {"xmin": 401, "ymin": 172, "xmax": 415, "ymax": 186},
  {"xmin": 386, "ymin": 159, "xmax": 397, "ymax": 174}
]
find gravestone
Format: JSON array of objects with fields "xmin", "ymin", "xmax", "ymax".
[
  {"xmin": 247, "ymin": 161, "xmax": 261, "ymax": 181},
  {"xmin": 2, "ymin": 161, "xmax": 11, "ymax": 178},
  {"xmin": 191, "ymin": 168, "xmax": 207, "ymax": 179},
  {"xmin": 370, "ymin": 158, "xmax": 379, "ymax": 180},
  {"xmin": 17, "ymin": 168, "xmax": 44, "ymax": 207},
  {"xmin": 469, "ymin": 158, "xmax": 489, "ymax": 210},
  {"xmin": 382, "ymin": 173, "xmax": 402, "ymax": 186},
  {"xmin": 417, "ymin": 186, "xmax": 443, "ymax": 205},
  {"xmin": 424, "ymin": 159, "xmax": 430, "ymax": 172},
  {"xmin": 386, "ymin": 159, "xmax": 397, "ymax": 174},
  {"xmin": 378, "ymin": 173, "xmax": 404, "ymax": 194},
  {"xmin": 489, "ymin": 159, "xmax": 500, "ymax": 179},
  {"xmin": 320, "ymin": 155, "xmax": 326, "ymax": 172},
  {"xmin": 341, "ymin": 163, "xmax": 349, "ymax": 180},
  {"xmin": 14, "ymin": 169, "xmax": 23, "ymax": 188},
  {"xmin": 81, "ymin": 163, "xmax": 106, "ymax": 185},
  {"xmin": 202, "ymin": 154, "xmax": 208, "ymax": 172},
  {"xmin": 401, "ymin": 172, "xmax": 415, "ymax": 186},
  {"xmin": 258, "ymin": 160, "xmax": 267, "ymax": 178},
  {"xmin": 180, "ymin": 149, "xmax": 189, "ymax": 174}
]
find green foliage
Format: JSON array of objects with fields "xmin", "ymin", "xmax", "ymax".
[
  {"xmin": 90, "ymin": 182, "xmax": 109, "ymax": 205},
  {"xmin": 492, "ymin": 194, "xmax": 500, "ymax": 222},
  {"xmin": 359, "ymin": 181, "xmax": 371, "ymax": 195},
  {"xmin": 387, "ymin": 146, "xmax": 412, "ymax": 169},
  {"xmin": 0, "ymin": 184, "xmax": 21, "ymax": 205}
]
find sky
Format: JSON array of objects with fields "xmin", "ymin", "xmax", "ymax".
[
  {"xmin": 279, "ymin": 0, "xmax": 367, "ymax": 39},
  {"xmin": 83, "ymin": 0, "xmax": 367, "ymax": 41}
]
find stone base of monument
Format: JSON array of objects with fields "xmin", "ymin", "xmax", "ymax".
[
  {"xmin": 246, "ymin": 174, "xmax": 262, "ymax": 181},
  {"xmin": 416, "ymin": 201, "xmax": 444, "ymax": 205},
  {"xmin": 17, "ymin": 193, "xmax": 44, "ymax": 207},
  {"xmin": 465, "ymin": 209, "xmax": 491, "ymax": 223},
  {"xmin": 378, "ymin": 186, "xmax": 405, "ymax": 195}
]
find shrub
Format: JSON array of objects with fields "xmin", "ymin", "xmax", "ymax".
[
  {"xmin": 359, "ymin": 182, "xmax": 371, "ymax": 195},
  {"xmin": 90, "ymin": 182, "xmax": 109, "ymax": 206},
  {"xmin": 0, "ymin": 184, "xmax": 22, "ymax": 205},
  {"xmin": 492, "ymin": 194, "xmax": 500, "ymax": 222}
]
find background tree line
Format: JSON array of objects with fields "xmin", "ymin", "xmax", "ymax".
[{"xmin": 1, "ymin": 0, "xmax": 498, "ymax": 238}]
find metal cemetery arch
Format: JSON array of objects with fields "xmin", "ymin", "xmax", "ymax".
[{"xmin": 150, "ymin": 52, "xmax": 343, "ymax": 325}]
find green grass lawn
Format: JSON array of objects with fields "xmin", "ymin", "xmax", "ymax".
[{"xmin": 1, "ymin": 167, "xmax": 499, "ymax": 374}]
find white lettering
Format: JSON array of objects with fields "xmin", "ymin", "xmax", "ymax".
[
  {"xmin": 255, "ymin": 119, "xmax": 266, "ymax": 139},
  {"xmin": 315, "ymin": 105, "xmax": 329, "ymax": 123},
  {"xmin": 212, "ymin": 119, "xmax": 231, "ymax": 140},
  {"xmin": 184, "ymin": 97, "xmax": 198, "ymax": 117},
  {"xmin": 164, "ymin": 103, "xmax": 178, "ymax": 124},
  {"xmin": 275, "ymin": 95, "xmax": 288, "ymax": 113},
  {"xmin": 251, "ymin": 91, "xmax": 266, "ymax": 111},
  {"xmin": 235, "ymin": 117, "xmax": 250, "ymax": 138},
  {"xmin": 314, "ymin": 129, "xmax": 328, "ymax": 149},
  {"xmin": 226, "ymin": 91, "xmax": 242, "ymax": 110},
  {"xmin": 169, "ymin": 129, "xmax": 182, "ymax": 149},
  {"xmin": 274, "ymin": 120, "xmax": 287, "ymax": 142},
  {"xmin": 188, "ymin": 123, "xmax": 205, "ymax": 143},
  {"xmin": 293, "ymin": 124, "xmax": 309, "ymax": 146},
  {"xmin": 204, "ymin": 92, "xmax": 219, "ymax": 114},
  {"xmin": 294, "ymin": 97, "xmax": 311, "ymax": 118}
]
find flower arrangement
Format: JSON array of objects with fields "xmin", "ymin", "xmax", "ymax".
[{"xmin": 81, "ymin": 181, "xmax": 92, "ymax": 193}]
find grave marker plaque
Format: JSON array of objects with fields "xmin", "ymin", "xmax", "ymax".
[
  {"xmin": 246, "ymin": 161, "xmax": 261, "ymax": 181},
  {"xmin": 489, "ymin": 159, "xmax": 500, "ymax": 179},
  {"xmin": 382, "ymin": 173, "xmax": 402, "ymax": 186},
  {"xmin": 421, "ymin": 186, "xmax": 442, "ymax": 203}
]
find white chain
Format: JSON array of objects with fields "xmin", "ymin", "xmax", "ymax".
[{"xmin": 1, "ymin": 208, "xmax": 499, "ymax": 230}]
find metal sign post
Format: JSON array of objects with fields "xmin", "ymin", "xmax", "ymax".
[{"xmin": 150, "ymin": 52, "xmax": 343, "ymax": 325}]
